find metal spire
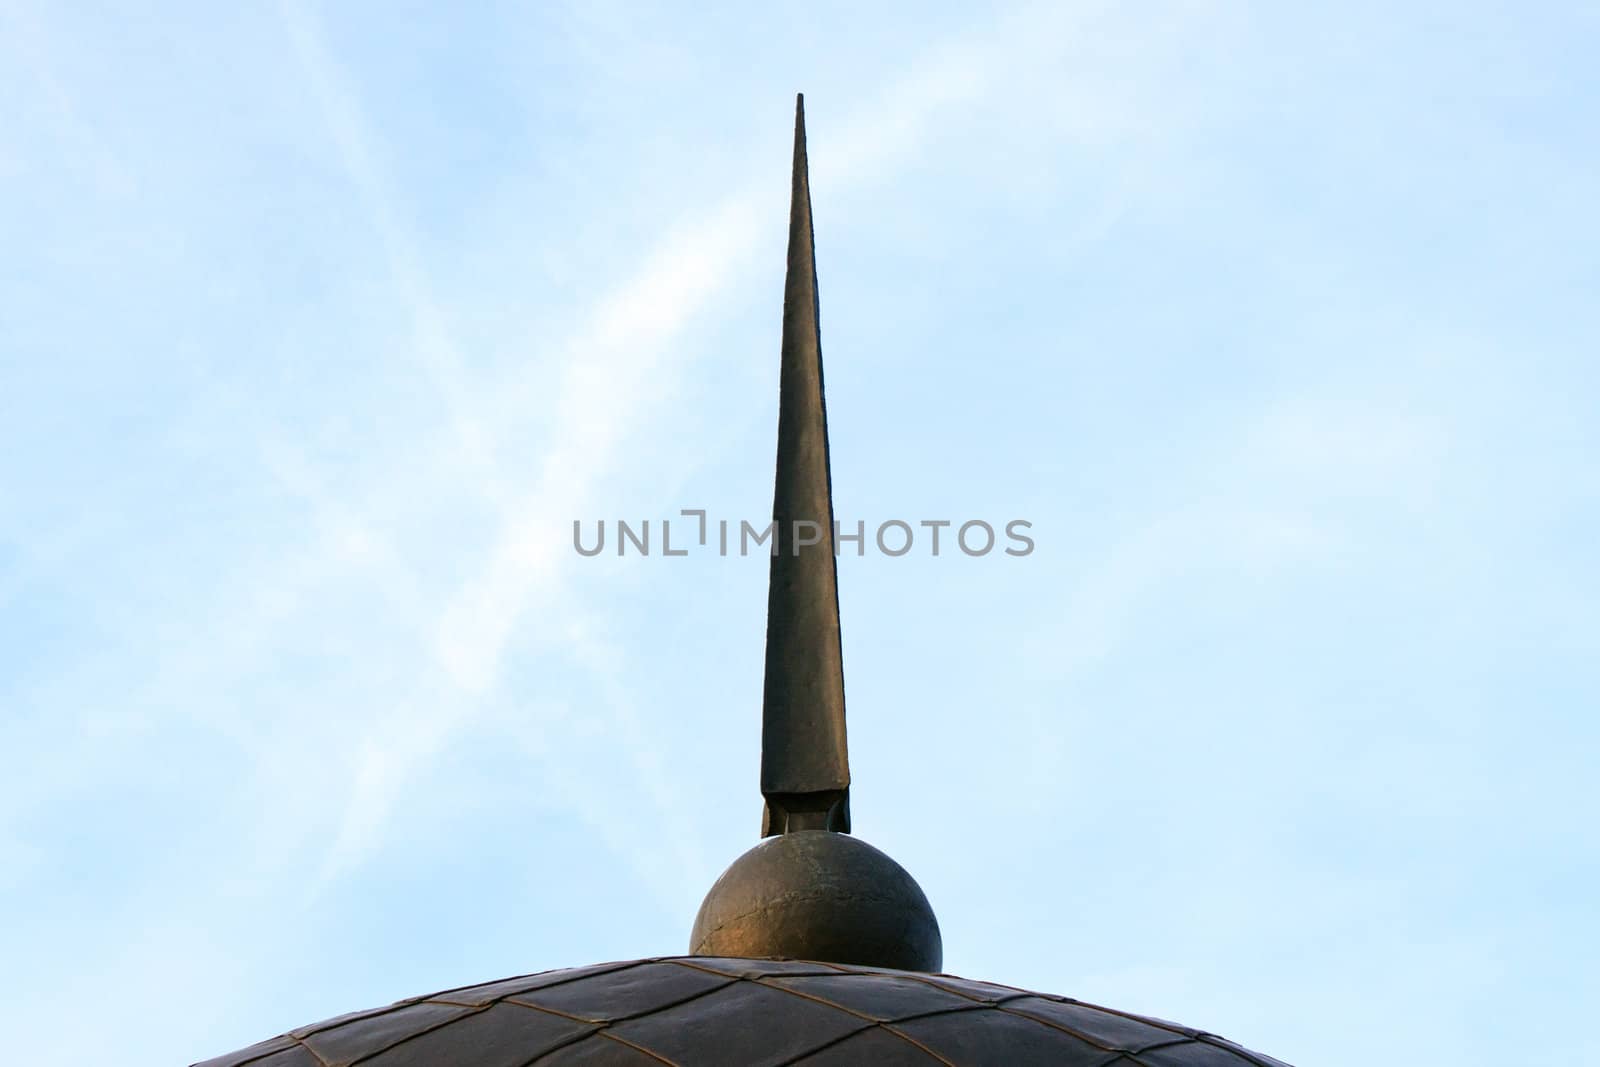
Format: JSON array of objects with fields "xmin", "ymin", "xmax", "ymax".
[
  {"xmin": 690, "ymin": 96, "xmax": 940, "ymax": 971},
  {"xmin": 760, "ymin": 93, "xmax": 851, "ymax": 837}
]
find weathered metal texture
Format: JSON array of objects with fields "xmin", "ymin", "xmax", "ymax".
[
  {"xmin": 194, "ymin": 957, "xmax": 1295, "ymax": 1067},
  {"xmin": 761, "ymin": 93, "xmax": 851, "ymax": 838},
  {"xmin": 694, "ymin": 94, "xmax": 940, "ymax": 974},
  {"xmin": 690, "ymin": 831, "xmax": 943, "ymax": 972}
]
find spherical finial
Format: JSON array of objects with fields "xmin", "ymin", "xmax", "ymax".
[{"xmin": 690, "ymin": 831, "xmax": 942, "ymax": 972}]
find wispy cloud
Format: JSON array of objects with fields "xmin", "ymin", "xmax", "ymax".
[
  {"xmin": 279, "ymin": 0, "xmax": 512, "ymax": 511},
  {"xmin": 277, "ymin": 0, "xmax": 1158, "ymax": 886}
]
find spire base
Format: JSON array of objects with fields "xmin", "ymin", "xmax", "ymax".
[
  {"xmin": 690, "ymin": 831, "xmax": 942, "ymax": 972},
  {"xmin": 762, "ymin": 789, "xmax": 850, "ymax": 836}
]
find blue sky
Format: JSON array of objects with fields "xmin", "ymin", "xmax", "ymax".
[{"xmin": 3, "ymin": 2, "xmax": 1597, "ymax": 1064}]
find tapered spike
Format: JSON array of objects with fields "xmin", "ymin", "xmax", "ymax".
[{"xmin": 759, "ymin": 94, "xmax": 851, "ymax": 836}]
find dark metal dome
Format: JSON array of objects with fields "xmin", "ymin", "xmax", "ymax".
[{"xmin": 195, "ymin": 956, "xmax": 1291, "ymax": 1067}]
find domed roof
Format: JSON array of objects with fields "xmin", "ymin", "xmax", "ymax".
[{"xmin": 195, "ymin": 956, "xmax": 1290, "ymax": 1067}]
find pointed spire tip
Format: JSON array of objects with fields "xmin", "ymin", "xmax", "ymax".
[{"xmin": 762, "ymin": 93, "xmax": 849, "ymax": 837}]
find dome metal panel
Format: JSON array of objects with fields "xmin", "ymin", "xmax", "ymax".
[{"xmin": 194, "ymin": 958, "xmax": 1292, "ymax": 1067}]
